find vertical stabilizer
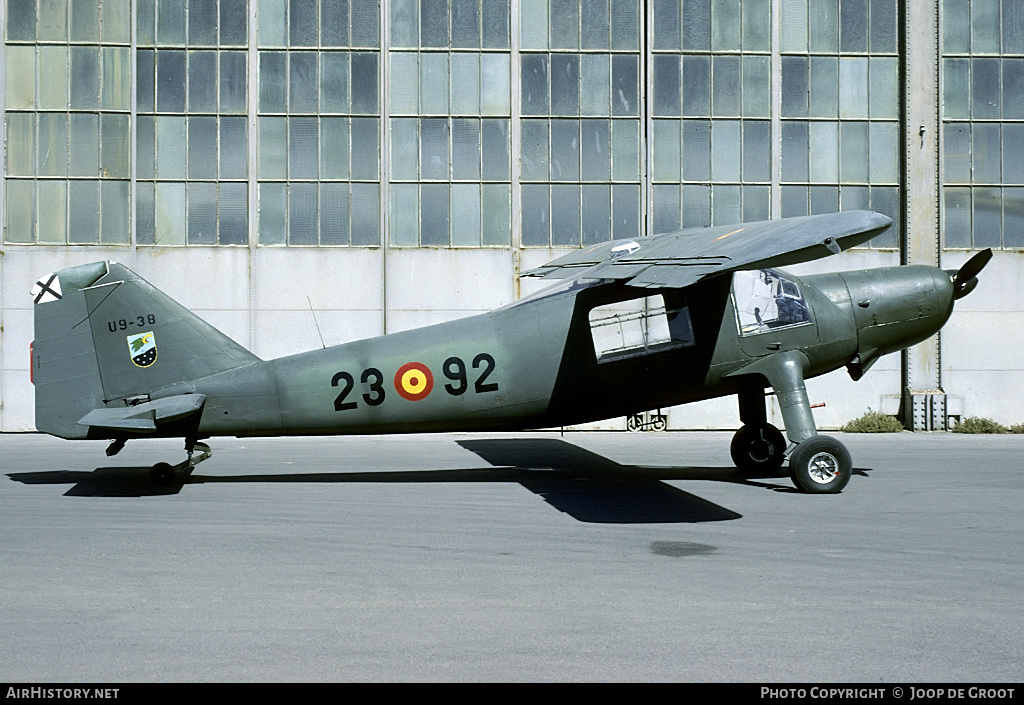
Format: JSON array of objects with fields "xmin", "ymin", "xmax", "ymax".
[{"xmin": 33, "ymin": 262, "xmax": 260, "ymax": 439}]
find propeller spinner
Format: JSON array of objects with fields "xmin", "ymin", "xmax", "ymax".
[{"xmin": 947, "ymin": 248, "xmax": 993, "ymax": 300}]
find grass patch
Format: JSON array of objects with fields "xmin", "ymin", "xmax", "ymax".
[
  {"xmin": 840, "ymin": 410, "xmax": 904, "ymax": 433},
  {"xmin": 952, "ymin": 416, "xmax": 1008, "ymax": 434}
]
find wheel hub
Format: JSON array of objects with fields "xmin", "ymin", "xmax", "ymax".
[{"xmin": 807, "ymin": 451, "xmax": 840, "ymax": 484}]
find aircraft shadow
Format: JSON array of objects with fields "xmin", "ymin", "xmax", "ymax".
[{"xmin": 5, "ymin": 438, "xmax": 862, "ymax": 523}]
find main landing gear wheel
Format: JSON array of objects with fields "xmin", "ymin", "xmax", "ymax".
[
  {"xmin": 788, "ymin": 435, "xmax": 852, "ymax": 494},
  {"xmin": 730, "ymin": 424, "xmax": 786, "ymax": 473}
]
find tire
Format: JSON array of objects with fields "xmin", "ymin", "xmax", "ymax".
[
  {"xmin": 730, "ymin": 424, "xmax": 787, "ymax": 473},
  {"xmin": 788, "ymin": 435, "xmax": 852, "ymax": 494},
  {"xmin": 150, "ymin": 462, "xmax": 176, "ymax": 485}
]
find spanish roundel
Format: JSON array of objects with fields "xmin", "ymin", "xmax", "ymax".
[{"xmin": 394, "ymin": 362, "xmax": 434, "ymax": 401}]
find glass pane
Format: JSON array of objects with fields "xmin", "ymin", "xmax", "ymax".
[
  {"xmin": 101, "ymin": 113, "xmax": 131, "ymax": 179},
  {"xmin": 611, "ymin": 119, "xmax": 638, "ymax": 181},
  {"xmin": 420, "ymin": 118, "xmax": 450, "ymax": 179},
  {"xmin": 551, "ymin": 184, "xmax": 581, "ymax": 245},
  {"xmin": 452, "ymin": 118, "xmax": 481, "ymax": 180},
  {"xmin": 260, "ymin": 51, "xmax": 287, "ymax": 112},
  {"xmin": 971, "ymin": 122, "xmax": 1000, "ymax": 184},
  {"xmin": 943, "ymin": 187, "xmax": 971, "ymax": 248},
  {"xmin": 480, "ymin": 53, "xmax": 510, "ymax": 115},
  {"xmin": 38, "ymin": 181, "xmax": 67, "ymax": 243},
  {"xmin": 5, "ymin": 180, "xmax": 36, "ymax": 243},
  {"xmin": 482, "ymin": 0, "xmax": 510, "ymax": 48},
  {"xmin": 612, "ymin": 183, "xmax": 639, "ymax": 237},
  {"xmin": 652, "ymin": 184, "xmax": 681, "ymax": 233},
  {"xmin": 780, "ymin": 0, "xmax": 808, "ymax": 52},
  {"xmin": 351, "ymin": 53, "xmax": 378, "ymax": 113},
  {"xmin": 421, "ymin": 0, "xmax": 449, "ymax": 47},
  {"xmin": 809, "ymin": 121, "xmax": 839, "ymax": 183},
  {"xmin": 1004, "ymin": 188, "xmax": 1024, "ymax": 247},
  {"xmin": 321, "ymin": 52, "xmax": 350, "ymax": 112},
  {"xmin": 869, "ymin": 57, "xmax": 898, "ymax": 119},
  {"xmin": 69, "ymin": 113, "xmax": 99, "ymax": 177},
  {"xmin": 942, "ymin": 0, "xmax": 969, "ymax": 53},
  {"xmin": 521, "ymin": 184, "xmax": 550, "ymax": 245},
  {"xmin": 137, "ymin": 116, "xmax": 155, "ymax": 178},
  {"xmin": 682, "ymin": 183, "xmax": 710, "ymax": 227},
  {"xmin": 809, "ymin": 56, "xmax": 838, "ymax": 118},
  {"xmin": 1004, "ymin": 58, "xmax": 1024, "ymax": 120},
  {"xmin": 839, "ymin": 121, "xmax": 869, "ymax": 182},
  {"xmin": 520, "ymin": 0, "xmax": 548, "ymax": 50},
  {"xmin": 550, "ymin": 119, "xmax": 580, "ymax": 181},
  {"xmin": 870, "ymin": 0, "xmax": 896, "ymax": 52},
  {"xmin": 944, "ymin": 123, "xmax": 971, "ymax": 184},
  {"xmin": 322, "ymin": 116, "xmax": 351, "ymax": 179},
  {"xmin": 290, "ymin": 52, "xmax": 319, "ymax": 113},
  {"xmin": 390, "ymin": 52, "xmax": 419, "ymax": 114},
  {"xmin": 290, "ymin": 0, "xmax": 318, "ymax": 46},
  {"xmin": 712, "ymin": 0, "xmax": 742, "ymax": 51},
  {"xmin": 781, "ymin": 56, "xmax": 808, "ymax": 118},
  {"xmin": 481, "ymin": 183, "xmax": 510, "ymax": 244},
  {"xmin": 840, "ymin": 0, "xmax": 867, "ymax": 52},
  {"xmin": 188, "ymin": 116, "xmax": 218, "ymax": 179},
  {"xmin": 521, "ymin": 54, "xmax": 549, "ymax": 115},
  {"xmin": 653, "ymin": 55, "xmax": 680, "ymax": 116},
  {"xmin": 156, "ymin": 0, "xmax": 186, "ymax": 44},
  {"xmin": 682, "ymin": 56, "xmax": 710, "ymax": 117},
  {"xmin": 390, "ymin": 117, "xmax": 418, "ymax": 179},
  {"xmin": 520, "ymin": 119, "xmax": 549, "ymax": 180},
  {"xmin": 102, "ymin": 47, "xmax": 131, "ymax": 111},
  {"xmin": 712, "ymin": 56, "xmax": 740, "ymax": 116},
  {"xmin": 390, "ymin": 183, "xmax": 419, "ymax": 245},
  {"xmin": 188, "ymin": 182, "xmax": 218, "ymax": 244},
  {"xmin": 809, "ymin": 0, "xmax": 838, "ymax": 52},
  {"xmin": 451, "ymin": 53, "xmax": 480, "ymax": 114},
  {"xmin": 869, "ymin": 122, "xmax": 899, "ymax": 183},
  {"xmin": 451, "ymin": 183, "xmax": 481, "ymax": 245},
  {"xmin": 38, "ymin": 113, "xmax": 68, "ymax": 177},
  {"xmin": 713, "ymin": 184, "xmax": 742, "ymax": 225},
  {"xmin": 943, "ymin": 58, "xmax": 969, "ymax": 119},
  {"xmin": 259, "ymin": 117, "xmax": 287, "ymax": 179},
  {"xmin": 682, "ymin": 0, "xmax": 710, "ymax": 50},
  {"xmin": 552, "ymin": 183, "xmax": 585, "ymax": 246},
  {"xmin": 611, "ymin": 55, "xmax": 638, "ymax": 115},
  {"xmin": 582, "ymin": 184, "xmax": 610, "ymax": 244},
  {"xmin": 973, "ymin": 187, "xmax": 1001, "ymax": 248},
  {"xmin": 681, "ymin": 119, "xmax": 710, "ymax": 182},
  {"xmin": 781, "ymin": 121, "xmax": 809, "ymax": 182},
  {"xmin": 289, "ymin": 116, "xmax": 319, "ymax": 180},
  {"xmin": 189, "ymin": 0, "xmax": 218, "ymax": 45},
  {"xmin": 550, "ymin": 0, "xmax": 579, "ymax": 50},
  {"xmin": 70, "ymin": 46, "xmax": 100, "ymax": 110},
  {"xmin": 40, "ymin": 0, "xmax": 69, "ymax": 41},
  {"xmin": 420, "ymin": 183, "xmax": 450, "ymax": 245},
  {"xmin": 222, "ymin": 0, "xmax": 249, "ymax": 44},
  {"xmin": 971, "ymin": 58, "xmax": 1000, "ymax": 120},
  {"xmin": 742, "ymin": 0, "xmax": 770, "ymax": 50},
  {"xmin": 1004, "ymin": 124, "xmax": 1024, "ymax": 184},
  {"xmin": 551, "ymin": 54, "xmax": 580, "ymax": 115},
  {"xmin": 420, "ymin": 53, "xmax": 449, "ymax": 114},
  {"xmin": 652, "ymin": 120, "xmax": 680, "ymax": 182},
  {"xmin": 580, "ymin": 54, "xmax": 610, "ymax": 115},
  {"xmin": 839, "ymin": 57, "xmax": 868, "ymax": 119},
  {"xmin": 289, "ymin": 182, "xmax": 319, "ymax": 245},
  {"xmin": 320, "ymin": 182, "xmax": 350, "ymax": 245},
  {"xmin": 581, "ymin": 119, "xmax": 609, "ymax": 181},
  {"xmin": 155, "ymin": 182, "xmax": 185, "ymax": 244},
  {"xmin": 582, "ymin": 0, "xmax": 610, "ymax": 49},
  {"xmin": 711, "ymin": 120, "xmax": 741, "ymax": 182},
  {"xmin": 258, "ymin": 182, "xmax": 287, "ymax": 244},
  {"xmin": 742, "ymin": 120, "xmax": 770, "ymax": 182},
  {"xmin": 71, "ymin": 0, "xmax": 100, "ymax": 41},
  {"xmin": 742, "ymin": 55, "xmax": 770, "ymax": 117},
  {"xmin": 220, "ymin": 116, "xmax": 248, "ymax": 180},
  {"xmin": 351, "ymin": 0, "xmax": 380, "ymax": 47},
  {"xmin": 5, "ymin": 114, "xmax": 34, "ymax": 177},
  {"xmin": 219, "ymin": 182, "xmax": 248, "ymax": 245},
  {"xmin": 971, "ymin": 0, "xmax": 1000, "ymax": 54},
  {"xmin": 392, "ymin": 0, "xmax": 418, "ymax": 47},
  {"xmin": 349, "ymin": 117, "xmax": 378, "ymax": 179}
]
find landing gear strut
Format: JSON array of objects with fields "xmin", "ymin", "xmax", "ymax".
[
  {"xmin": 149, "ymin": 439, "xmax": 212, "ymax": 485},
  {"xmin": 732, "ymin": 350, "xmax": 852, "ymax": 493}
]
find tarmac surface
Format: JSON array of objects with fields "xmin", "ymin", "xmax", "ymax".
[{"xmin": 2, "ymin": 430, "xmax": 1022, "ymax": 683}]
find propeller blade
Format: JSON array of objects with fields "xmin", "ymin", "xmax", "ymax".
[{"xmin": 951, "ymin": 248, "xmax": 993, "ymax": 300}]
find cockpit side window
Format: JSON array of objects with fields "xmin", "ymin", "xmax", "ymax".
[{"xmin": 733, "ymin": 269, "xmax": 811, "ymax": 336}]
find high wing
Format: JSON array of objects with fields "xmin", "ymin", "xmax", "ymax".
[{"xmin": 522, "ymin": 210, "xmax": 893, "ymax": 289}]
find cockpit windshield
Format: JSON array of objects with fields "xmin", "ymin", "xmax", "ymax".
[{"xmin": 733, "ymin": 269, "xmax": 811, "ymax": 336}]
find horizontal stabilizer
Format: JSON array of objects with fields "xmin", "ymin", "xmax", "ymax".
[{"xmin": 77, "ymin": 394, "xmax": 207, "ymax": 433}]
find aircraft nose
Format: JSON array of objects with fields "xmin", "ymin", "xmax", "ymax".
[{"xmin": 840, "ymin": 265, "xmax": 956, "ymax": 373}]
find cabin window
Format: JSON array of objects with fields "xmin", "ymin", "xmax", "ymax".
[
  {"xmin": 733, "ymin": 269, "xmax": 811, "ymax": 336},
  {"xmin": 588, "ymin": 294, "xmax": 695, "ymax": 363}
]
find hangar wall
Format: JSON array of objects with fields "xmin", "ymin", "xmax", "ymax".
[{"xmin": 2, "ymin": 0, "xmax": 1023, "ymax": 433}]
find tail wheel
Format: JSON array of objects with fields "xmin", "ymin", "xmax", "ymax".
[
  {"xmin": 730, "ymin": 424, "xmax": 786, "ymax": 473},
  {"xmin": 150, "ymin": 462, "xmax": 176, "ymax": 485},
  {"xmin": 788, "ymin": 435, "xmax": 852, "ymax": 494}
]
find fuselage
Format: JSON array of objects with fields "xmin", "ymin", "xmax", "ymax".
[{"xmin": 167, "ymin": 263, "xmax": 957, "ymax": 439}]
